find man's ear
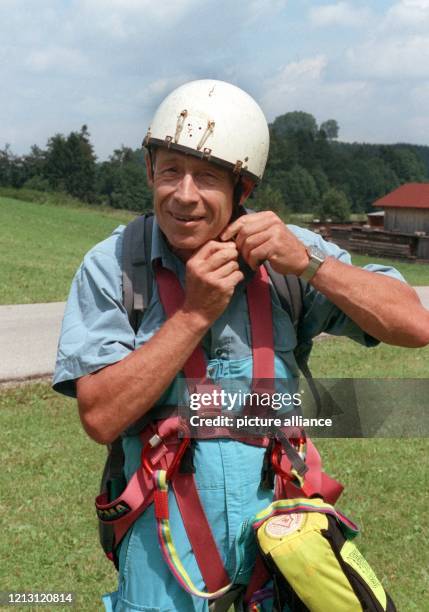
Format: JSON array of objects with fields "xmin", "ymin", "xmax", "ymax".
[
  {"xmin": 145, "ymin": 152, "xmax": 154, "ymax": 188},
  {"xmin": 239, "ymin": 177, "xmax": 255, "ymax": 205}
]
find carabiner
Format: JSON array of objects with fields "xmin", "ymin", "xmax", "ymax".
[
  {"xmin": 142, "ymin": 435, "xmax": 190, "ymax": 480},
  {"xmin": 271, "ymin": 435, "xmax": 306, "ymax": 481}
]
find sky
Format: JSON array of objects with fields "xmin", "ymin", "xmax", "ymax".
[{"xmin": 1, "ymin": 0, "xmax": 429, "ymax": 160}]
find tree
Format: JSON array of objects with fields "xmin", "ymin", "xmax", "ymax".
[
  {"xmin": 271, "ymin": 111, "xmax": 318, "ymax": 139},
  {"xmin": 318, "ymin": 188, "xmax": 351, "ymax": 221},
  {"xmin": 45, "ymin": 125, "xmax": 96, "ymax": 200},
  {"xmin": 250, "ymin": 184, "xmax": 289, "ymax": 220},
  {"xmin": 0, "ymin": 144, "xmax": 13, "ymax": 186},
  {"xmin": 344, "ymin": 157, "xmax": 400, "ymax": 212},
  {"xmin": 45, "ymin": 133, "xmax": 70, "ymax": 192},
  {"xmin": 22, "ymin": 145, "xmax": 46, "ymax": 182},
  {"xmin": 379, "ymin": 146, "xmax": 426, "ymax": 183},
  {"xmin": 312, "ymin": 167, "xmax": 330, "ymax": 197},
  {"xmin": 64, "ymin": 125, "xmax": 97, "ymax": 200},
  {"xmin": 320, "ymin": 119, "xmax": 339, "ymax": 140},
  {"xmin": 281, "ymin": 164, "xmax": 319, "ymax": 212},
  {"xmin": 97, "ymin": 146, "xmax": 152, "ymax": 212}
]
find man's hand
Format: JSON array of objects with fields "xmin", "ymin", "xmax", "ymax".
[
  {"xmin": 183, "ymin": 240, "xmax": 244, "ymax": 326},
  {"xmin": 220, "ymin": 211, "xmax": 309, "ymax": 275}
]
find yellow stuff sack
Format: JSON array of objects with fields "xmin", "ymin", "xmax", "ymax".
[{"xmin": 253, "ymin": 498, "xmax": 396, "ymax": 612}]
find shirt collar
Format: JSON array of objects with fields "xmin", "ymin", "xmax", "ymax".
[{"xmin": 151, "ymin": 216, "xmax": 185, "ymax": 279}]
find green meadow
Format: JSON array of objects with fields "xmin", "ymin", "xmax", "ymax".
[
  {"xmin": 0, "ymin": 195, "xmax": 133, "ymax": 305},
  {"xmin": 0, "ymin": 192, "xmax": 428, "ymax": 610},
  {"xmin": 1, "ymin": 338, "xmax": 428, "ymax": 610},
  {"xmin": 1, "ymin": 193, "xmax": 429, "ymax": 305}
]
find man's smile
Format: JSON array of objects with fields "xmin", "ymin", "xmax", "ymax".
[{"xmin": 169, "ymin": 211, "xmax": 206, "ymax": 224}]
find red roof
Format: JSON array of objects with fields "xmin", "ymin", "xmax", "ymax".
[{"xmin": 373, "ymin": 183, "xmax": 429, "ymax": 209}]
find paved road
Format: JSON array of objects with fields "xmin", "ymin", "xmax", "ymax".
[
  {"xmin": 1, "ymin": 288, "xmax": 428, "ymax": 384},
  {"xmin": 0, "ymin": 302, "xmax": 65, "ymax": 383}
]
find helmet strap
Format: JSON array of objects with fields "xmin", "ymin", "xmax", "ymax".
[{"xmin": 233, "ymin": 178, "xmax": 244, "ymax": 206}]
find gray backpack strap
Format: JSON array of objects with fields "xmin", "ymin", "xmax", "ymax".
[
  {"xmin": 99, "ymin": 213, "xmax": 154, "ymax": 567},
  {"xmin": 98, "ymin": 437, "xmax": 125, "ymax": 567},
  {"xmin": 122, "ymin": 213, "xmax": 154, "ymax": 333},
  {"xmin": 264, "ymin": 263, "xmax": 305, "ymax": 332},
  {"xmin": 265, "ymin": 265, "xmax": 323, "ymax": 417}
]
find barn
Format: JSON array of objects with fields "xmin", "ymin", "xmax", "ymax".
[
  {"xmin": 373, "ymin": 183, "xmax": 429, "ymax": 260},
  {"xmin": 329, "ymin": 183, "xmax": 429, "ymax": 261},
  {"xmin": 373, "ymin": 183, "xmax": 429, "ymax": 235}
]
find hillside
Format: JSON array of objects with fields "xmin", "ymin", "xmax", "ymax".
[
  {"xmin": 0, "ymin": 196, "xmax": 132, "ymax": 304},
  {"xmin": 1, "ymin": 115, "xmax": 428, "ymax": 219},
  {"xmin": 1, "ymin": 193, "xmax": 428, "ymax": 306}
]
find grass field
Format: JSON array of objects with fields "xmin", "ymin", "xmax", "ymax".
[
  {"xmin": 0, "ymin": 196, "xmax": 133, "ymax": 305},
  {"xmin": 350, "ymin": 253, "xmax": 429, "ymax": 286},
  {"xmin": 310, "ymin": 335, "xmax": 429, "ymax": 378},
  {"xmin": 1, "ymin": 194, "xmax": 429, "ymax": 306},
  {"xmin": 1, "ymin": 339, "xmax": 428, "ymax": 611},
  {"xmin": 1, "ymin": 192, "xmax": 428, "ymax": 609}
]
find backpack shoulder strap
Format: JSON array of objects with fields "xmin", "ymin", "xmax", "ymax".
[
  {"xmin": 122, "ymin": 213, "xmax": 154, "ymax": 333},
  {"xmin": 264, "ymin": 263, "xmax": 305, "ymax": 332},
  {"xmin": 99, "ymin": 213, "xmax": 154, "ymax": 567},
  {"xmin": 265, "ymin": 264, "xmax": 324, "ymax": 416}
]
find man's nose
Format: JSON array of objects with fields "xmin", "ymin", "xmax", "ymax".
[{"xmin": 174, "ymin": 173, "xmax": 199, "ymax": 205}]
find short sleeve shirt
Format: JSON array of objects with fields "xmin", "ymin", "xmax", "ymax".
[{"xmin": 52, "ymin": 219, "xmax": 405, "ymax": 611}]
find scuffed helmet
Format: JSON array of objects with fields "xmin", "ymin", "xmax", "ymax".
[{"xmin": 143, "ymin": 79, "xmax": 270, "ymax": 183}]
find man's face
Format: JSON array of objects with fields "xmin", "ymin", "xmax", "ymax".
[{"xmin": 150, "ymin": 148, "xmax": 236, "ymax": 260}]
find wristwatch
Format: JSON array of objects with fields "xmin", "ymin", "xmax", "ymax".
[{"xmin": 300, "ymin": 245, "xmax": 327, "ymax": 281}]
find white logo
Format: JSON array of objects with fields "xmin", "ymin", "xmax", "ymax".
[{"xmin": 264, "ymin": 513, "xmax": 303, "ymax": 538}]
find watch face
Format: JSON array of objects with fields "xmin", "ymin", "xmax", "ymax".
[{"xmin": 308, "ymin": 245, "xmax": 326, "ymax": 262}]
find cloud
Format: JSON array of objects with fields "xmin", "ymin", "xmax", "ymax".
[
  {"xmin": 347, "ymin": 34, "xmax": 429, "ymax": 79},
  {"xmin": 309, "ymin": 1, "xmax": 372, "ymax": 28},
  {"xmin": 75, "ymin": 0, "xmax": 199, "ymax": 39},
  {"xmin": 260, "ymin": 55, "xmax": 370, "ymax": 125},
  {"xmin": 383, "ymin": 0, "xmax": 429, "ymax": 31},
  {"xmin": 2, "ymin": 0, "xmax": 429, "ymax": 159},
  {"xmin": 246, "ymin": 0, "xmax": 288, "ymax": 22},
  {"xmin": 136, "ymin": 76, "xmax": 193, "ymax": 107},
  {"xmin": 25, "ymin": 46, "xmax": 89, "ymax": 74},
  {"xmin": 344, "ymin": 1, "xmax": 429, "ymax": 79}
]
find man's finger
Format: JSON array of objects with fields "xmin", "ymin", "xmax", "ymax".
[
  {"xmin": 220, "ymin": 218, "xmax": 246, "ymax": 242},
  {"xmin": 239, "ymin": 230, "xmax": 272, "ymax": 263},
  {"xmin": 192, "ymin": 239, "xmax": 237, "ymax": 261},
  {"xmin": 204, "ymin": 246, "xmax": 239, "ymax": 272},
  {"xmin": 220, "ymin": 213, "xmax": 275, "ymax": 242},
  {"xmin": 247, "ymin": 242, "xmax": 275, "ymax": 270},
  {"xmin": 210, "ymin": 259, "xmax": 240, "ymax": 279},
  {"xmin": 224, "ymin": 269, "xmax": 245, "ymax": 288}
]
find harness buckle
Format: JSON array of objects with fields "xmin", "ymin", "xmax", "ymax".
[
  {"xmin": 148, "ymin": 433, "xmax": 162, "ymax": 448},
  {"xmin": 141, "ymin": 425, "xmax": 191, "ymax": 480},
  {"xmin": 271, "ymin": 434, "xmax": 306, "ymax": 482}
]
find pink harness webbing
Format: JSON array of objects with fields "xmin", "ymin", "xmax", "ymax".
[{"xmin": 154, "ymin": 263, "xmax": 275, "ymax": 591}]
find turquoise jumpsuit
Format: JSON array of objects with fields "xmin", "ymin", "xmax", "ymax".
[{"xmin": 53, "ymin": 219, "xmax": 403, "ymax": 611}]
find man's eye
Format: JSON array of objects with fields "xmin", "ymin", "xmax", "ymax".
[{"xmin": 199, "ymin": 172, "xmax": 218, "ymax": 181}]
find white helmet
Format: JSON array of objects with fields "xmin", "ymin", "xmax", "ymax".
[{"xmin": 143, "ymin": 79, "xmax": 269, "ymax": 183}]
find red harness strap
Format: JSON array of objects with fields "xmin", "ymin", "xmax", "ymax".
[
  {"xmin": 155, "ymin": 263, "xmax": 209, "ymax": 381},
  {"xmin": 246, "ymin": 264, "xmax": 275, "ymax": 388},
  {"xmin": 154, "ymin": 263, "xmax": 277, "ymax": 592}
]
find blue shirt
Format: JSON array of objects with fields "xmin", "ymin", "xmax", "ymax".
[{"xmin": 53, "ymin": 219, "xmax": 404, "ymax": 612}]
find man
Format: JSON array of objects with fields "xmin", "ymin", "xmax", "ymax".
[{"xmin": 53, "ymin": 80, "xmax": 429, "ymax": 611}]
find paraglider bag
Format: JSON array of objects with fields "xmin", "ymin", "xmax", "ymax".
[{"xmin": 253, "ymin": 498, "xmax": 396, "ymax": 612}]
